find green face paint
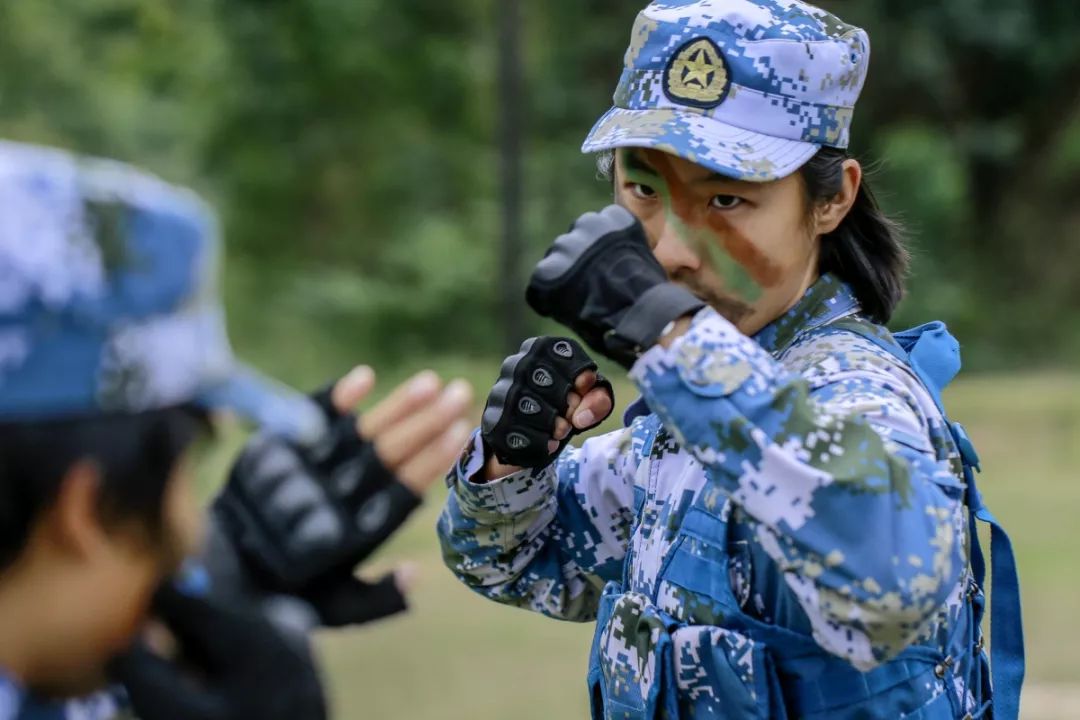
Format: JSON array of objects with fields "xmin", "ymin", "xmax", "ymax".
[{"xmin": 617, "ymin": 149, "xmax": 767, "ymax": 305}]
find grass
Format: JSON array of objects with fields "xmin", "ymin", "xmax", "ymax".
[{"xmin": 197, "ymin": 364, "xmax": 1080, "ymax": 718}]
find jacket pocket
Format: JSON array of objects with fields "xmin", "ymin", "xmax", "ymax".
[
  {"xmin": 656, "ymin": 507, "xmax": 747, "ymax": 621},
  {"xmin": 588, "ymin": 585, "xmax": 677, "ymax": 720},
  {"xmin": 664, "ymin": 624, "xmax": 786, "ymax": 720}
]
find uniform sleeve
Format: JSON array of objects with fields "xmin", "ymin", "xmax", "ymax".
[
  {"xmin": 436, "ymin": 423, "xmax": 644, "ymax": 622},
  {"xmin": 631, "ymin": 308, "xmax": 967, "ymax": 670}
]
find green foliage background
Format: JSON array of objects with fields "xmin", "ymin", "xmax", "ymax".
[
  {"xmin": 3, "ymin": 2, "xmax": 1080, "ymax": 716},
  {"xmin": 5, "ymin": 0, "xmax": 1080, "ymax": 372}
]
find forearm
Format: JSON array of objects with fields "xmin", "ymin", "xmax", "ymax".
[
  {"xmin": 438, "ymin": 428, "xmax": 637, "ymax": 620},
  {"xmin": 438, "ymin": 462, "xmax": 599, "ymax": 620}
]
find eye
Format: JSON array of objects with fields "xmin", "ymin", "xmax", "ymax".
[
  {"xmin": 710, "ymin": 194, "xmax": 743, "ymax": 210},
  {"xmin": 629, "ymin": 183, "xmax": 658, "ymax": 200}
]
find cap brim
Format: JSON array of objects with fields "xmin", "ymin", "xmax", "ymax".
[
  {"xmin": 195, "ymin": 365, "xmax": 327, "ymax": 444},
  {"xmin": 582, "ymin": 107, "xmax": 819, "ymax": 182}
]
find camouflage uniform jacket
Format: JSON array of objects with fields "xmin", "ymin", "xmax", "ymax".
[
  {"xmin": 0, "ymin": 671, "xmax": 125, "ymax": 720},
  {"xmin": 439, "ymin": 274, "xmax": 983, "ymax": 718}
]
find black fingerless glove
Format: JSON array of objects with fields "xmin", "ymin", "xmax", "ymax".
[
  {"xmin": 481, "ymin": 337, "xmax": 613, "ymax": 468},
  {"xmin": 211, "ymin": 385, "xmax": 420, "ymax": 613},
  {"xmin": 213, "ymin": 435, "xmax": 419, "ymax": 593},
  {"xmin": 526, "ymin": 205, "xmax": 705, "ymax": 368}
]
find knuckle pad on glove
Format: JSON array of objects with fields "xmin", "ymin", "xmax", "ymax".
[
  {"xmin": 221, "ymin": 422, "xmax": 405, "ymax": 592},
  {"xmin": 482, "ymin": 337, "xmax": 601, "ymax": 467},
  {"xmin": 490, "ymin": 425, "xmax": 554, "ymax": 468}
]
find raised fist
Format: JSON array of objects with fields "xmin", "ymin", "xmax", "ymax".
[
  {"xmin": 526, "ymin": 205, "xmax": 704, "ymax": 368},
  {"xmin": 481, "ymin": 337, "xmax": 614, "ymax": 469},
  {"xmin": 209, "ymin": 367, "xmax": 471, "ymax": 627}
]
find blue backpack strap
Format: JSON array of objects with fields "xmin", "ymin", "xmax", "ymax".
[{"xmin": 821, "ymin": 317, "xmax": 1025, "ymax": 720}]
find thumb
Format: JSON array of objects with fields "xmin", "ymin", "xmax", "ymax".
[
  {"xmin": 330, "ymin": 365, "xmax": 376, "ymax": 414},
  {"xmin": 571, "ymin": 378, "xmax": 614, "ymax": 431}
]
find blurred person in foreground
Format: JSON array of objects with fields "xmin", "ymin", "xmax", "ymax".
[
  {"xmin": 438, "ymin": 1, "xmax": 1023, "ymax": 718},
  {"xmin": 0, "ymin": 139, "xmax": 473, "ymax": 720}
]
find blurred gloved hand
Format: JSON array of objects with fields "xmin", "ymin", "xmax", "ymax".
[
  {"xmin": 207, "ymin": 367, "xmax": 471, "ymax": 628},
  {"xmin": 526, "ymin": 205, "xmax": 704, "ymax": 368},
  {"xmin": 110, "ymin": 585, "xmax": 327, "ymax": 720}
]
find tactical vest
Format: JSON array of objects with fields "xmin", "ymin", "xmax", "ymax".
[{"xmin": 586, "ymin": 318, "xmax": 1024, "ymax": 720}]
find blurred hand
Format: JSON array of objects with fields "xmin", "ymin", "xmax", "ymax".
[
  {"xmin": 339, "ymin": 367, "xmax": 473, "ymax": 494},
  {"xmin": 209, "ymin": 367, "xmax": 471, "ymax": 627},
  {"xmin": 480, "ymin": 337, "xmax": 614, "ymax": 480}
]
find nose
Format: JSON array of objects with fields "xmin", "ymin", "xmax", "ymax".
[{"xmin": 651, "ymin": 217, "xmax": 701, "ymax": 277}]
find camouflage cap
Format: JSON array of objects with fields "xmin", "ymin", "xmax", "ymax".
[
  {"xmin": 0, "ymin": 140, "xmax": 325, "ymax": 442},
  {"xmin": 582, "ymin": 0, "xmax": 870, "ymax": 182}
]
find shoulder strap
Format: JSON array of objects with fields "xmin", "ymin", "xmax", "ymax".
[{"xmin": 815, "ymin": 317, "xmax": 1026, "ymax": 720}]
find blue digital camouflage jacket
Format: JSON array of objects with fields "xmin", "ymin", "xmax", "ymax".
[
  {"xmin": 0, "ymin": 672, "xmax": 124, "ymax": 720},
  {"xmin": 439, "ymin": 274, "xmax": 982, "ymax": 718}
]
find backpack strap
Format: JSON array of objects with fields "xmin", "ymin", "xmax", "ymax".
[{"xmin": 814, "ymin": 317, "xmax": 1025, "ymax": 720}]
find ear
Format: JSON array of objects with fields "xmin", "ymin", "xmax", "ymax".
[
  {"xmin": 814, "ymin": 159, "xmax": 862, "ymax": 236},
  {"xmin": 45, "ymin": 459, "xmax": 108, "ymax": 561}
]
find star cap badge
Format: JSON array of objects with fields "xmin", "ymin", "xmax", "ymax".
[{"xmin": 663, "ymin": 37, "xmax": 731, "ymax": 109}]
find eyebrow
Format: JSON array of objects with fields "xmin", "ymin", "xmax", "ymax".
[
  {"xmin": 622, "ymin": 150, "xmax": 743, "ymax": 187},
  {"xmin": 621, "ymin": 151, "xmax": 659, "ymax": 177}
]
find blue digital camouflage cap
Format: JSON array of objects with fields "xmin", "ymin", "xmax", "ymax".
[
  {"xmin": 582, "ymin": 0, "xmax": 870, "ymax": 181},
  {"xmin": 0, "ymin": 140, "xmax": 326, "ymax": 442}
]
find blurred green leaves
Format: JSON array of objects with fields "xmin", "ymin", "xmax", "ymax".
[{"xmin": 2, "ymin": 1, "xmax": 1079, "ymax": 371}]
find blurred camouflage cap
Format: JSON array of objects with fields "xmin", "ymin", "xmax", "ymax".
[
  {"xmin": 0, "ymin": 140, "xmax": 325, "ymax": 442},
  {"xmin": 582, "ymin": 0, "xmax": 870, "ymax": 181}
]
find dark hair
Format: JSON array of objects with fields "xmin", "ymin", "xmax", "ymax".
[
  {"xmin": 0, "ymin": 406, "xmax": 206, "ymax": 570},
  {"xmin": 799, "ymin": 147, "xmax": 908, "ymax": 323},
  {"xmin": 596, "ymin": 147, "xmax": 909, "ymax": 323}
]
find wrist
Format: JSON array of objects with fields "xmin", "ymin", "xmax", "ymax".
[
  {"xmin": 606, "ymin": 283, "xmax": 704, "ymax": 364},
  {"xmin": 657, "ymin": 315, "xmax": 694, "ymax": 349},
  {"xmin": 479, "ymin": 456, "xmax": 523, "ymax": 483}
]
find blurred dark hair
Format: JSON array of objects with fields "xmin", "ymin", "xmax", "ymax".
[
  {"xmin": 596, "ymin": 147, "xmax": 909, "ymax": 323},
  {"xmin": 0, "ymin": 406, "xmax": 206, "ymax": 570}
]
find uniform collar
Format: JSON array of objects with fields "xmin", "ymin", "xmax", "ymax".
[
  {"xmin": 0, "ymin": 670, "xmax": 24, "ymax": 720},
  {"xmin": 621, "ymin": 273, "xmax": 860, "ymax": 427},
  {"xmin": 752, "ymin": 273, "xmax": 861, "ymax": 357}
]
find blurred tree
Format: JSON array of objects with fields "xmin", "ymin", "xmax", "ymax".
[
  {"xmin": 827, "ymin": 0, "xmax": 1080, "ymax": 362},
  {"xmin": 2, "ymin": 0, "xmax": 1079, "ymax": 368},
  {"xmin": 0, "ymin": 0, "xmax": 225, "ymax": 183}
]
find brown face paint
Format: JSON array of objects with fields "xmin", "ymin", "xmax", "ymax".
[{"xmin": 642, "ymin": 149, "xmax": 783, "ymax": 292}]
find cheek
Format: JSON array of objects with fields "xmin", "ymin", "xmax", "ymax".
[
  {"xmin": 614, "ymin": 191, "xmax": 662, "ymax": 249},
  {"xmin": 76, "ymin": 549, "xmax": 162, "ymax": 663},
  {"xmin": 31, "ymin": 558, "xmax": 157, "ymax": 699},
  {"xmin": 690, "ymin": 214, "xmax": 778, "ymax": 299},
  {"xmin": 730, "ymin": 207, "xmax": 815, "ymax": 283}
]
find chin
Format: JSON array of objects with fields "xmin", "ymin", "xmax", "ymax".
[
  {"xmin": 29, "ymin": 667, "xmax": 112, "ymax": 701},
  {"xmin": 708, "ymin": 297, "xmax": 756, "ymax": 329}
]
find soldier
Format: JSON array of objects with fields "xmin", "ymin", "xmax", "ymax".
[
  {"xmin": 0, "ymin": 140, "xmax": 472, "ymax": 719},
  {"xmin": 439, "ymin": 1, "xmax": 1021, "ymax": 718}
]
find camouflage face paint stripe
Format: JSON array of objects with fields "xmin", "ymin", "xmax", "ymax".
[{"xmin": 619, "ymin": 148, "xmax": 781, "ymax": 318}]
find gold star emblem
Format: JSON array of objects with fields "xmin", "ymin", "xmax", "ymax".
[{"xmin": 665, "ymin": 38, "xmax": 729, "ymax": 107}]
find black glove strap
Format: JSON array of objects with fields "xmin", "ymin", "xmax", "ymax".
[{"xmin": 606, "ymin": 283, "xmax": 704, "ymax": 362}]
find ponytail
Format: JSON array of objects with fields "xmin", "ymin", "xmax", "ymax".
[{"xmin": 802, "ymin": 148, "xmax": 909, "ymax": 323}]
